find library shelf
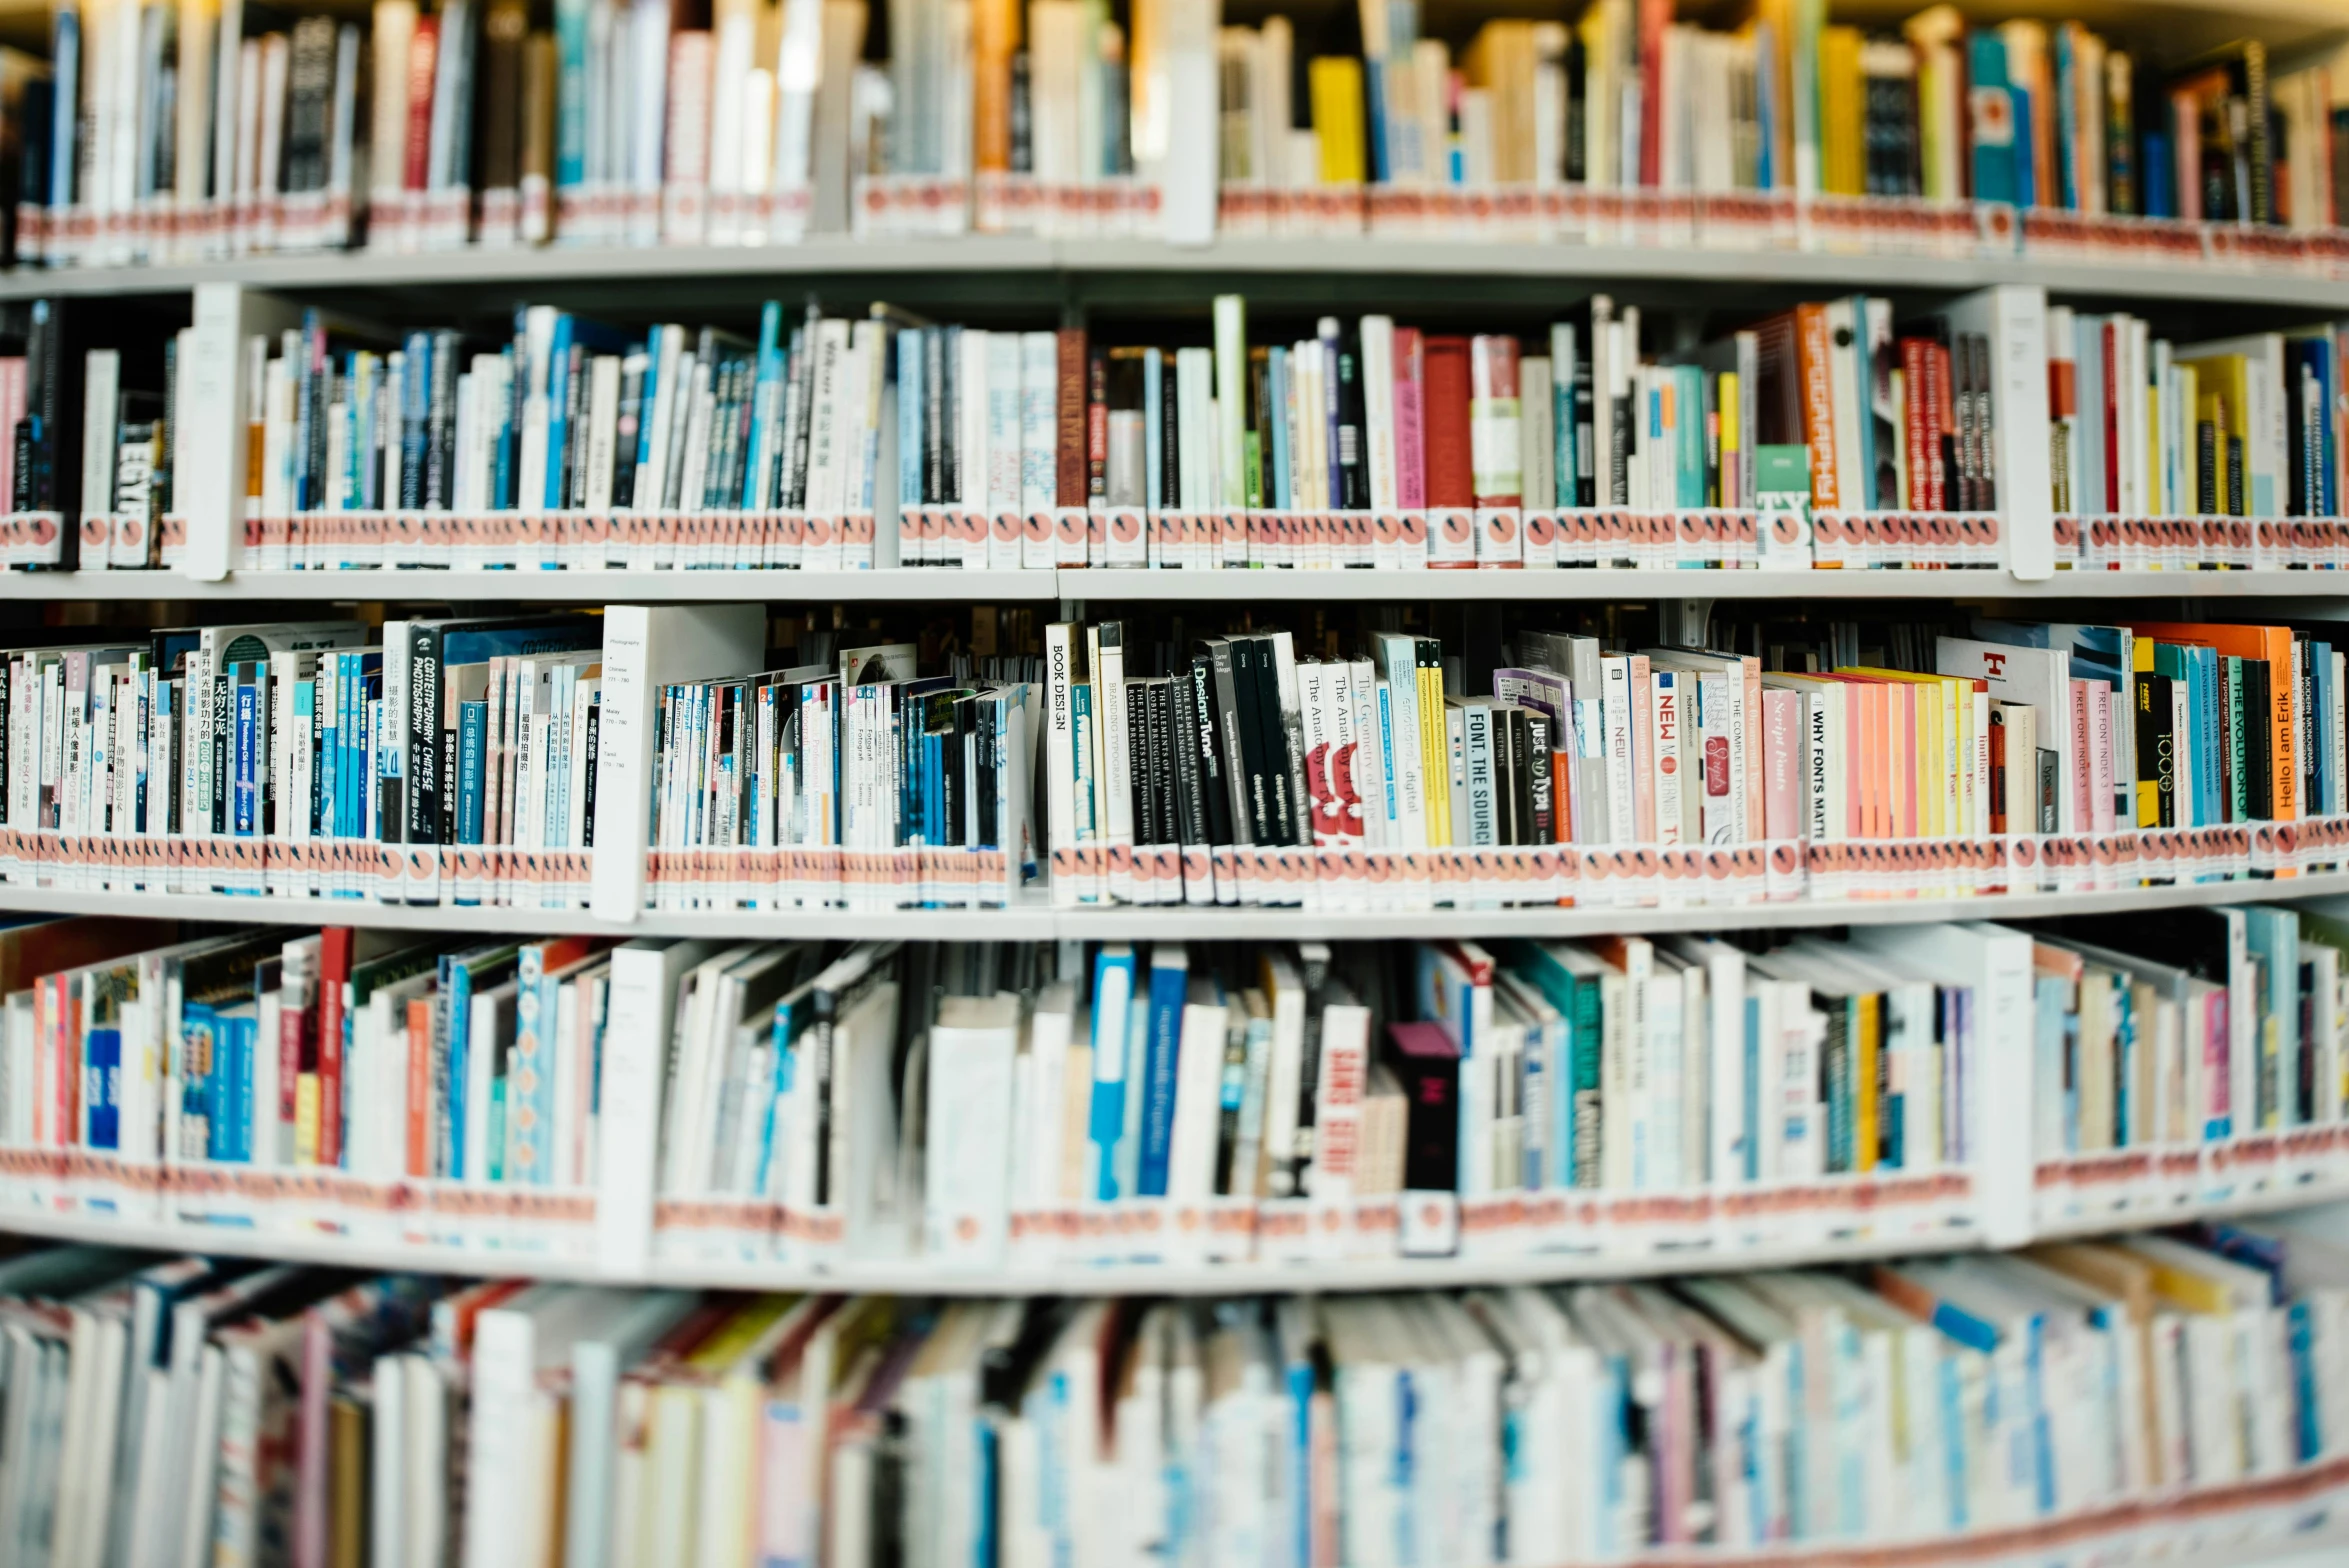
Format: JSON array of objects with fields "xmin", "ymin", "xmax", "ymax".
[
  {"xmin": 9, "ymin": 234, "xmax": 2349, "ymax": 312},
  {"xmin": 10, "ymin": 867, "xmax": 2349, "ymax": 943},
  {"xmin": 0, "ymin": 1175, "xmax": 2336, "ymax": 1295},
  {"xmin": 0, "ymin": 567, "xmax": 1063, "ymax": 602},
  {"xmin": 7, "ymin": 566, "xmax": 2349, "ymax": 604}
]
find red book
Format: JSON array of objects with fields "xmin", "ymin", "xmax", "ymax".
[
  {"xmin": 317, "ymin": 926, "xmax": 354, "ymax": 1166},
  {"xmin": 1393, "ymin": 327, "xmax": 1426, "ymax": 510},
  {"xmin": 1637, "ymin": 0, "xmax": 1671, "ymax": 188},
  {"xmin": 1055, "ymin": 328, "xmax": 1087, "ymax": 507},
  {"xmin": 1899, "ymin": 337, "xmax": 1932, "ymax": 509},
  {"xmin": 1422, "ymin": 335, "xmax": 1475, "ymax": 509},
  {"xmin": 403, "ymin": 19, "xmax": 439, "ymax": 194},
  {"xmin": 1926, "ymin": 341, "xmax": 1954, "ymax": 511},
  {"xmin": 406, "ymin": 996, "xmax": 434, "ymax": 1177}
]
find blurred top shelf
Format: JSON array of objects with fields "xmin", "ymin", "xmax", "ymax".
[
  {"xmin": 15, "ymin": 564, "xmax": 2349, "ymax": 604},
  {"xmin": 11, "ymin": 235, "xmax": 2349, "ymax": 314}
]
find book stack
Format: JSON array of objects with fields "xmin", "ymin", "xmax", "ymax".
[
  {"xmin": 0, "ymin": 1222, "xmax": 2347, "ymax": 1567},
  {"xmin": 6, "ymin": 919, "xmax": 2349, "ymax": 1267}
]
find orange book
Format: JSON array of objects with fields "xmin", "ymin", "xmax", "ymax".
[
  {"xmin": 973, "ymin": 0, "xmax": 1017, "ymax": 173},
  {"xmin": 2128, "ymin": 621, "xmax": 2298, "ymax": 823},
  {"xmin": 1795, "ymin": 303, "xmax": 1840, "ymax": 508},
  {"xmin": 407, "ymin": 995, "xmax": 434, "ymax": 1177},
  {"xmin": 1552, "ymin": 751, "xmax": 1574, "ymax": 843}
]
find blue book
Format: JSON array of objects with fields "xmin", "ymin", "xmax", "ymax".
[
  {"xmin": 896, "ymin": 326, "xmax": 924, "ymax": 518},
  {"xmin": 318, "ymin": 655, "xmax": 341, "ymax": 838},
  {"xmin": 1751, "ymin": 20, "xmax": 1777, "ymax": 189},
  {"xmin": 2011, "ymin": 74, "xmax": 2037, "ymax": 209},
  {"xmin": 182, "ymin": 1003, "xmax": 216, "ymax": 1154},
  {"xmin": 401, "ymin": 331, "xmax": 433, "ymax": 509},
  {"xmin": 47, "ymin": 7, "xmax": 75, "ymax": 210},
  {"xmin": 1674, "ymin": 363, "xmax": 1705, "ymax": 508},
  {"xmin": 553, "ymin": 0, "xmax": 590, "ymax": 189},
  {"xmin": 233, "ymin": 666, "xmax": 261, "ymax": 837},
  {"xmin": 2197, "ymin": 646, "xmax": 2222, "ymax": 828},
  {"xmin": 458, "ymin": 700, "xmax": 488, "ymax": 844},
  {"xmin": 635, "ymin": 324, "xmax": 666, "ymax": 475},
  {"xmin": 1143, "ymin": 348, "xmax": 1164, "ymax": 510},
  {"xmin": 229, "ymin": 1010, "xmax": 255, "ymax": 1163},
  {"xmin": 294, "ymin": 679, "xmax": 317, "ymax": 836},
  {"xmin": 1088, "ymin": 944, "xmax": 1138, "ymax": 1200},
  {"xmin": 1134, "ymin": 943, "xmax": 1190, "ymax": 1198},
  {"xmin": 543, "ymin": 314, "xmax": 575, "ymax": 509},
  {"xmin": 84, "ymin": 1026, "xmax": 119, "ymax": 1150},
  {"xmin": 750, "ymin": 302, "xmax": 787, "ymax": 510},
  {"xmin": 2144, "ymin": 132, "xmax": 2175, "ymax": 218},
  {"xmin": 2051, "ymin": 25, "xmax": 2078, "ymax": 210},
  {"xmin": 1966, "ymin": 32, "xmax": 2017, "ymax": 206}
]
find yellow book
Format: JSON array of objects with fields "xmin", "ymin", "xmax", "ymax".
[
  {"xmin": 1718, "ymin": 371, "xmax": 1741, "ymax": 507},
  {"xmin": 1418, "ymin": 659, "xmax": 1450, "ymax": 846},
  {"xmin": 1465, "ymin": 20, "xmax": 1536, "ymax": 184},
  {"xmin": 2182, "ymin": 354, "xmax": 2250, "ymax": 515},
  {"xmin": 1309, "ymin": 57, "xmax": 1367, "ymax": 184},
  {"xmin": 1854, "ymin": 990, "xmax": 1880, "ymax": 1171},
  {"xmin": 1819, "ymin": 26, "xmax": 1865, "ymax": 197},
  {"xmin": 2146, "ymin": 363, "xmax": 2163, "ymax": 514},
  {"xmin": 686, "ymin": 1295, "xmax": 800, "ymax": 1372},
  {"xmin": 2132, "ymin": 639, "xmax": 2160, "ymax": 827}
]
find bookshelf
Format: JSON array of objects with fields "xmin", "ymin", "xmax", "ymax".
[
  {"xmin": 13, "ymin": 233, "xmax": 2349, "ymax": 310},
  {"xmin": 5, "ymin": 0, "xmax": 2349, "ymax": 1563},
  {"xmin": 6, "ymin": 866, "xmax": 2344, "ymax": 941}
]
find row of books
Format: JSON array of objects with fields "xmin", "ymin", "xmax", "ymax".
[
  {"xmin": 4, "ymin": 913, "xmax": 2348, "ymax": 1270},
  {"xmin": 0, "ymin": 1219, "xmax": 2346, "ymax": 1568},
  {"xmin": 1018, "ymin": 609, "xmax": 2344, "ymax": 912},
  {"xmin": 27, "ymin": 286, "xmax": 2349, "ymax": 578},
  {"xmin": 3, "ymin": 603, "xmax": 2348, "ymax": 915},
  {"xmin": 14, "ymin": 0, "xmax": 2349, "ymax": 268}
]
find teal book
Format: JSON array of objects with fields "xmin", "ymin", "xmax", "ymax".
[{"xmin": 1673, "ymin": 364, "xmax": 1706, "ymax": 509}]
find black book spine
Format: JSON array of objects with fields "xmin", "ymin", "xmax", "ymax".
[
  {"xmin": 429, "ymin": 330, "xmax": 461, "ymax": 511},
  {"xmin": 1237, "ymin": 636, "xmax": 1287, "ymax": 846},
  {"xmin": 1205, "ymin": 641, "xmax": 1258, "ymax": 845},
  {"xmin": 613, "ymin": 357, "xmax": 645, "ymax": 509},
  {"xmin": 1509, "ymin": 707, "xmax": 1538, "ymax": 846},
  {"xmin": 2137, "ymin": 675, "xmax": 2174, "ymax": 829},
  {"xmin": 976, "ymin": 698, "xmax": 999, "ymax": 850},
  {"xmin": 408, "ymin": 626, "xmax": 443, "ymax": 844},
  {"xmin": 1161, "ymin": 358, "xmax": 1181, "ymax": 511},
  {"xmin": 2037, "ymin": 747, "xmax": 2059, "ymax": 833},
  {"xmin": 2246, "ymin": 658, "xmax": 2274, "ymax": 820},
  {"xmin": 923, "ymin": 328, "xmax": 945, "ymax": 507},
  {"xmin": 941, "ymin": 324, "xmax": 962, "ymax": 508},
  {"xmin": 1126, "ymin": 679, "xmax": 1150, "ymax": 849},
  {"xmin": 1525, "ymin": 708, "xmax": 1554, "ymax": 844},
  {"xmin": 1179, "ymin": 656, "xmax": 1223, "ymax": 850},
  {"xmin": 561, "ymin": 343, "xmax": 590, "ymax": 510},
  {"xmin": 211, "ymin": 662, "xmax": 232, "ymax": 834}
]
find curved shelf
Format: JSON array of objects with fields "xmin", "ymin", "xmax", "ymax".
[
  {"xmin": 6, "ymin": 565, "xmax": 2349, "ymax": 603},
  {"xmin": 8, "ymin": 866, "xmax": 2349, "ymax": 941},
  {"xmin": 7, "ymin": 234, "xmax": 2349, "ymax": 310},
  {"xmin": 0, "ymin": 1176, "xmax": 2334, "ymax": 1294},
  {"xmin": 0, "ymin": 567, "xmax": 1062, "ymax": 602}
]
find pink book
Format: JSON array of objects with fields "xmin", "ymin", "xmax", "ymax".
[
  {"xmin": 1629, "ymin": 654, "xmax": 1654, "ymax": 845},
  {"xmin": 1393, "ymin": 328, "xmax": 1426, "ymax": 511},
  {"xmin": 1763, "ymin": 688, "xmax": 1800, "ymax": 840},
  {"xmin": 2070, "ymin": 678, "xmax": 2093, "ymax": 833}
]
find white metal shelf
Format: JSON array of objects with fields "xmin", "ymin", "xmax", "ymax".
[
  {"xmin": 11, "ymin": 868, "xmax": 2349, "ymax": 941},
  {"xmin": 0, "ymin": 1180, "xmax": 2336, "ymax": 1295},
  {"xmin": 3, "ymin": 565, "xmax": 2345, "ymax": 603},
  {"xmin": 7, "ymin": 235, "xmax": 2349, "ymax": 308},
  {"xmin": 0, "ymin": 567, "xmax": 1062, "ymax": 601}
]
